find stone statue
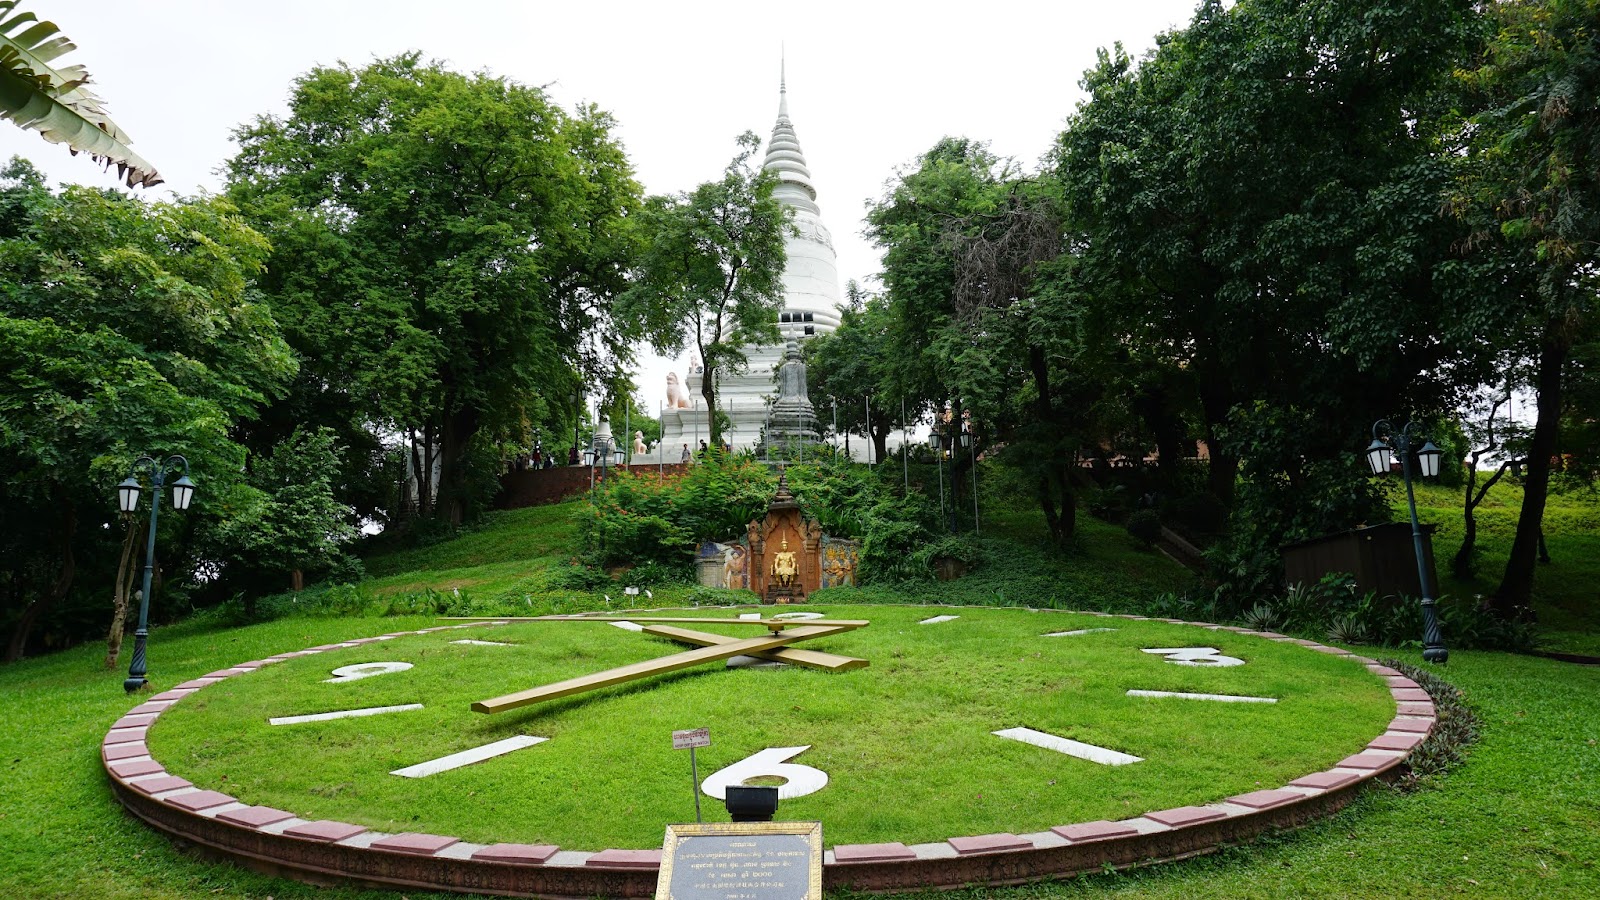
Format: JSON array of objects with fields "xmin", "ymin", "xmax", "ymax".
[
  {"xmin": 771, "ymin": 537, "xmax": 797, "ymax": 587},
  {"xmin": 690, "ymin": 352, "xmax": 704, "ymax": 374},
  {"xmin": 633, "ymin": 431, "xmax": 648, "ymax": 455},
  {"xmin": 666, "ymin": 372, "xmax": 692, "ymax": 409}
]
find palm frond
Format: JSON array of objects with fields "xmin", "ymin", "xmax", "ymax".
[{"xmin": 0, "ymin": 1, "xmax": 160, "ymax": 187}]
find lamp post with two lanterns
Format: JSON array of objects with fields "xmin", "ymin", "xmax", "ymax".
[
  {"xmin": 116, "ymin": 455, "xmax": 196, "ymax": 693},
  {"xmin": 1364, "ymin": 420, "xmax": 1448, "ymax": 664},
  {"xmin": 585, "ymin": 423, "xmax": 626, "ymax": 492}
]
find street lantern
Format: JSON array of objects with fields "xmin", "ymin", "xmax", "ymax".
[
  {"xmin": 117, "ymin": 477, "xmax": 141, "ymax": 513},
  {"xmin": 1364, "ymin": 420, "xmax": 1448, "ymax": 664},
  {"xmin": 1417, "ymin": 441, "xmax": 1443, "ymax": 478},
  {"xmin": 612, "ymin": 446, "xmax": 625, "ymax": 467},
  {"xmin": 929, "ymin": 432, "xmax": 942, "ymax": 452},
  {"xmin": 116, "ymin": 455, "xmax": 195, "ymax": 693},
  {"xmin": 1364, "ymin": 438, "xmax": 1392, "ymax": 475},
  {"xmin": 171, "ymin": 475, "xmax": 195, "ymax": 511}
]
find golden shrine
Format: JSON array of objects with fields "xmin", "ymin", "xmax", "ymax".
[{"xmin": 747, "ymin": 472, "xmax": 823, "ymax": 603}]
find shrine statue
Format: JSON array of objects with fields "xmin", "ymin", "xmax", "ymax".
[
  {"xmin": 666, "ymin": 372, "xmax": 693, "ymax": 409},
  {"xmin": 771, "ymin": 537, "xmax": 798, "ymax": 587},
  {"xmin": 633, "ymin": 431, "xmax": 648, "ymax": 455}
]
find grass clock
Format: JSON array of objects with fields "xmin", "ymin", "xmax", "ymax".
[{"xmin": 108, "ymin": 605, "xmax": 1420, "ymax": 895}]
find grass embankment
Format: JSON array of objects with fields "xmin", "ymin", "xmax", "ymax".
[
  {"xmin": 1406, "ymin": 481, "xmax": 1600, "ymax": 655},
  {"xmin": 1, "ymin": 489, "xmax": 1597, "ymax": 897}
]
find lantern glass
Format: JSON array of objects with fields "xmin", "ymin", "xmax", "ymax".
[
  {"xmin": 1417, "ymin": 441, "xmax": 1443, "ymax": 479},
  {"xmin": 582, "ymin": 448, "xmax": 596, "ymax": 466},
  {"xmin": 929, "ymin": 432, "xmax": 942, "ymax": 451},
  {"xmin": 117, "ymin": 477, "xmax": 141, "ymax": 513},
  {"xmin": 170, "ymin": 475, "xmax": 195, "ymax": 511},
  {"xmin": 959, "ymin": 429, "xmax": 972, "ymax": 450},
  {"xmin": 1365, "ymin": 439, "xmax": 1392, "ymax": 475},
  {"xmin": 613, "ymin": 447, "xmax": 625, "ymax": 466}
]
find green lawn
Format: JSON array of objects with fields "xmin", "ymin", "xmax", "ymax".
[{"xmin": 2, "ymin": 487, "xmax": 1598, "ymax": 898}]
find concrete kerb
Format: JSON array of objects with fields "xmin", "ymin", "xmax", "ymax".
[{"xmin": 104, "ymin": 610, "xmax": 1436, "ymax": 897}]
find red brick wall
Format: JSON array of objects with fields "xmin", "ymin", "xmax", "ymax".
[{"xmin": 494, "ymin": 464, "xmax": 693, "ymax": 509}]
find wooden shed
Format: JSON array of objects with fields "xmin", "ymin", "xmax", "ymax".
[{"xmin": 1280, "ymin": 522, "xmax": 1440, "ymax": 598}]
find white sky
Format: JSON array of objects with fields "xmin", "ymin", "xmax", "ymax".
[{"xmin": 4, "ymin": 0, "xmax": 1201, "ymax": 409}]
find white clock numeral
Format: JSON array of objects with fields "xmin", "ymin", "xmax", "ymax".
[
  {"xmin": 992, "ymin": 726, "xmax": 1143, "ymax": 765},
  {"xmin": 701, "ymin": 746, "xmax": 829, "ymax": 800},
  {"xmin": 920, "ymin": 615, "xmax": 959, "ymax": 624},
  {"xmin": 1142, "ymin": 647, "xmax": 1244, "ymax": 667},
  {"xmin": 324, "ymin": 662, "xmax": 413, "ymax": 683},
  {"xmin": 390, "ymin": 735, "xmax": 548, "ymax": 778},
  {"xmin": 771, "ymin": 612, "xmax": 826, "ymax": 621}
]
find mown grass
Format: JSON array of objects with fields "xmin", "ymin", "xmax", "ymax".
[
  {"xmin": 149, "ymin": 606, "xmax": 1388, "ymax": 849},
  {"xmin": 3, "ymin": 484, "xmax": 1598, "ymax": 898}
]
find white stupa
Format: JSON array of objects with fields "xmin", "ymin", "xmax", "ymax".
[{"xmin": 654, "ymin": 63, "xmax": 844, "ymax": 458}]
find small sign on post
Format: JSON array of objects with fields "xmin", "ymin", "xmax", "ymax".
[{"xmin": 673, "ymin": 727, "xmax": 711, "ymax": 823}]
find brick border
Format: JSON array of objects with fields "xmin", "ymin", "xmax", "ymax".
[{"xmin": 104, "ymin": 611, "xmax": 1435, "ymax": 896}]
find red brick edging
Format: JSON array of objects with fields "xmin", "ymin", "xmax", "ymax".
[{"xmin": 104, "ymin": 613, "xmax": 1436, "ymax": 896}]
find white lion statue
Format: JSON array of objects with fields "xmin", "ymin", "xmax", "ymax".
[{"xmin": 666, "ymin": 371, "xmax": 693, "ymax": 409}]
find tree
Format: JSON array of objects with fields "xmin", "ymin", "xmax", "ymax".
[
  {"xmin": 805, "ymin": 284, "xmax": 912, "ymax": 462},
  {"xmin": 0, "ymin": 1, "xmax": 159, "ymax": 186},
  {"xmin": 621, "ymin": 132, "xmax": 789, "ymax": 450},
  {"xmin": 1047, "ymin": 1, "xmax": 1489, "ymax": 591},
  {"xmin": 0, "ymin": 160, "xmax": 291, "ymax": 659},
  {"xmin": 1452, "ymin": 0, "xmax": 1600, "ymax": 618},
  {"xmin": 227, "ymin": 54, "xmax": 644, "ymax": 525}
]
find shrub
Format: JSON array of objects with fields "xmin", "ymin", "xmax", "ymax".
[{"xmin": 1125, "ymin": 509, "xmax": 1162, "ymax": 547}]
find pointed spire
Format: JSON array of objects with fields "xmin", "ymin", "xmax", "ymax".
[{"xmin": 763, "ymin": 51, "xmax": 817, "ymax": 211}]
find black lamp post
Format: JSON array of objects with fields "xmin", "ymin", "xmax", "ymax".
[
  {"xmin": 1365, "ymin": 420, "xmax": 1447, "ymax": 664},
  {"xmin": 116, "ymin": 455, "xmax": 195, "ymax": 692},
  {"xmin": 960, "ymin": 420, "xmax": 979, "ymax": 534},
  {"xmin": 929, "ymin": 427, "xmax": 949, "ymax": 532}
]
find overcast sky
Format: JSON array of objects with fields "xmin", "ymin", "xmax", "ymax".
[{"xmin": 3, "ymin": 0, "xmax": 1201, "ymax": 406}]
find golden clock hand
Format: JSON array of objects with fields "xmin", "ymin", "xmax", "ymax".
[
  {"xmin": 471, "ymin": 624, "xmax": 855, "ymax": 715},
  {"xmin": 640, "ymin": 623, "xmax": 868, "ymax": 672}
]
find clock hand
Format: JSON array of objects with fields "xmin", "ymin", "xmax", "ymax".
[
  {"xmin": 640, "ymin": 623, "xmax": 868, "ymax": 671},
  {"xmin": 472, "ymin": 624, "xmax": 857, "ymax": 715}
]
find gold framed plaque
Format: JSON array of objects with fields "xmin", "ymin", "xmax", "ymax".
[{"xmin": 656, "ymin": 822, "xmax": 822, "ymax": 900}]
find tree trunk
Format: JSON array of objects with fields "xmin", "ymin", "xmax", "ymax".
[
  {"xmin": 5, "ymin": 497, "xmax": 75, "ymax": 662},
  {"xmin": 1492, "ymin": 330, "xmax": 1567, "ymax": 618},
  {"xmin": 1453, "ymin": 459, "xmax": 1511, "ymax": 580},
  {"xmin": 438, "ymin": 405, "xmax": 479, "ymax": 526},
  {"xmin": 104, "ymin": 517, "xmax": 141, "ymax": 669},
  {"xmin": 701, "ymin": 365, "xmax": 721, "ymax": 451},
  {"xmin": 1195, "ymin": 368, "xmax": 1238, "ymax": 505},
  {"xmin": 291, "ymin": 568, "xmax": 305, "ymax": 591}
]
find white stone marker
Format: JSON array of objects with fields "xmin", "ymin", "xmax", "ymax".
[
  {"xmin": 1126, "ymin": 689, "xmax": 1277, "ymax": 703},
  {"xmin": 992, "ymin": 726, "xmax": 1143, "ymax": 765},
  {"xmin": 772, "ymin": 612, "xmax": 826, "ymax": 621},
  {"xmin": 323, "ymin": 662, "xmax": 413, "ymax": 683},
  {"xmin": 738, "ymin": 613, "xmax": 763, "ymax": 620},
  {"xmin": 1142, "ymin": 647, "xmax": 1245, "ymax": 667},
  {"xmin": 609, "ymin": 621, "xmax": 646, "ymax": 632},
  {"xmin": 390, "ymin": 735, "xmax": 548, "ymax": 778},
  {"xmin": 920, "ymin": 615, "xmax": 960, "ymax": 624},
  {"xmin": 1045, "ymin": 628, "xmax": 1119, "ymax": 637},
  {"xmin": 269, "ymin": 704, "xmax": 423, "ymax": 725},
  {"xmin": 450, "ymin": 639, "xmax": 512, "ymax": 646}
]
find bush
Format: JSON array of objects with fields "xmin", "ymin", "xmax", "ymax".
[{"xmin": 1125, "ymin": 509, "xmax": 1162, "ymax": 547}]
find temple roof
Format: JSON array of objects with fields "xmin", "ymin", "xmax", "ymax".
[{"xmin": 763, "ymin": 59, "xmax": 819, "ymax": 211}]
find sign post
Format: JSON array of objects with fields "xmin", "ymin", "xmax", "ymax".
[{"xmin": 673, "ymin": 727, "xmax": 711, "ymax": 823}]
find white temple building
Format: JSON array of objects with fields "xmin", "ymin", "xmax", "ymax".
[{"xmin": 651, "ymin": 67, "xmax": 845, "ymax": 459}]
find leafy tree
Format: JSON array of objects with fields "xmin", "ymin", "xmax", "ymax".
[
  {"xmin": 621, "ymin": 132, "xmax": 789, "ymax": 450},
  {"xmin": 1451, "ymin": 0, "xmax": 1600, "ymax": 617},
  {"xmin": 1056, "ymin": 1, "xmax": 1483, "ymax": 521},
  {"xmin": 0, "ymin": 1, "xmax": 160, "ymax": 186},
  {"xmin": 0, "ymin": 160, "xmax": 292, "ymax": 659},
  {"xmin": 226, "ymin": 54, "xmax": 645, "ymax": 525},
  {"xmin": 805, "ymin": 284, "xmax": 910, "ymax": 462}
]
